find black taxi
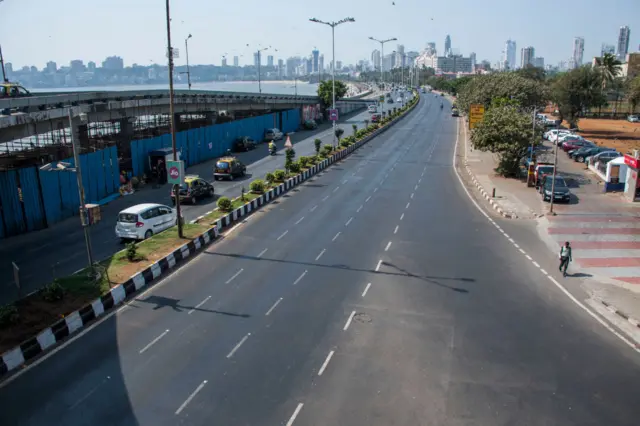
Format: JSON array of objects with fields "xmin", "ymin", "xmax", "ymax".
[{"xmin": 170, "ymin": 175, "xmax": 215, "ymax": 205}]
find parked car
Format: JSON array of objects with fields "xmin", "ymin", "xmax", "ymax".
[
  {"xmin": 544, "ymin": 129, "xmax": 571, "ymax": 141},
  {"xmin": 264, "ymin": 128, "xmax": 284, "ymax": 141},
  {"xmin": 628, "ymin": 115, "xmax": 639, "ymax": 123},
  {"xmin": 451, "ymin": 108, "xmax": 459, "ymax": 117},
  {"xmin": 171, "ymin": 175, "xmax": 215, "ymax": 205},
  {"xmin": 116, "ymin": 203, "xmax": 178, "ymax": 241},
  {"xmin": 232, "ymin": 137, "xmax": 257, "ymax": 152},
  {"xmin": 587, "ymin": 150, "xmax": 621, "ymax": 166},
  {"xmin": 534, "ymin": 164, "xmax": 555, "ymax": 187},
  {"xmin": 214, "ymin": 156, "xmax": 247, "ymax": 180},
  {"xmin": 556, "ymin": 133, "xmax": 584, "ymax": 145},
  {"xmin": 540, "ymin": 176, "xmax": 571, "ymax": 203},
  {"xmin": 562, "ymin": 139, "xmax": 594, "ymax": 153},
  {"xmin": 570, "ymin": 146, "xmax": 614, "ymax": 163}
]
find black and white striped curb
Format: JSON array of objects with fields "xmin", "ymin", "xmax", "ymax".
[
  {"xmin": 462, "ymin": 158, "xmax": 517, "ymax": 219},
  {"xmin": 599, "ymin": 299, "xmax": 640, "ymax": 330},
  {"xmin": 0, "ymin": 98, "xmax": 420, "ymax": 378}
]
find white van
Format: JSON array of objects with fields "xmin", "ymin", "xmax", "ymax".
[{"xmin": 115, "ymin": 203, "xmax": 177, "ymax": 241}]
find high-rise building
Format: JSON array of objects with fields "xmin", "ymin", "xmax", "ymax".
[
  {"xmin": 425, "ymin": 42, "xmax": 437, "ymax": 56},
  {"xmin": 521, "ymin": 46, "xmax": 535, "ymax": 68},
  {"xmin": 395, "ymin": 44, "xmax": 405, "ymax": 67},
  {"xmin": 4, "ymin": 63, "xmax": 12, "ymax": 74},
  {"xmin": 70, "ymin": 60, "xmax": 85, "ymax": 72},
  {"xmin": 87, "ymin": 61, "xmax": 96, "ymax": 71},
  {"xmin": 222, "ymin": 57, "xmax": 228, "ymax": 67},
  {"xmin": 267, "ymin": 55, "xmax": 274, "ymax": 67},
  {"xmin": 601, "ymin": 43, "xmax": 616, "ymax": 56},
  {"xmin": 617, "ymin": 26, "xmax": 631, "ymax": 61},
  {"xmin": 336, "ymin": 60, "xmax": 342, "ymax": 70},
  {"xmin": 233, "ymin": 56, "xmax": 239, "ymax": 67},
  {"xmin": 46, "ymin": 61, "xmax": 57, "ymax": 73},
  {"xmin": 469, "ymin": 52, "xmax": 476, "ymax": 71},
  {"xmin": 254, "ymin": 52, "xmax": 260, "ymax": 67},
  {"xmin": 278, "ymin": 59, "xmax": 284, "ymax": 78},
  {"xmin": 371, "ymin": 49, "xmax": 381, "ymax": 70},
  {"xmin": 319, "ymin": 54, "xmax": 324, "ymax": 74},
  {"xmin": 504, "ymin": 40, "xmax": 516, "ymax": 70},
  {"xmin": 102, "ymin": 56, "xmax": 124, "ymax": 70},
  {"xmin": 444, "ymin": 35, "xmax": 451, "ymax": 56},
  {"xmin": 534, "ymin": 57, "xmax": 545, "ymax": 68},
  {"xmin": 572, "ymin": 37, "xmax": 585, "ymax": 68},
  {"xmin": 312, "ymin": 49, "xmax": 319, "ymax": 73}
]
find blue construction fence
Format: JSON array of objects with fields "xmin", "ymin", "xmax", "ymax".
[
  {"xmin": 0, "ymin": 146, "xmax": 120, "ymax": 239},
  {"xmin": 130, "ymin": 109, "xmax": 300, "ymax": 177}
]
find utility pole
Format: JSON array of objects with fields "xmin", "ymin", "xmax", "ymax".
[
  {"xmin": 548, "ymin": 121, "xmax": 561, "ymax": 215},
  {"xmin": 165, "ymin": 0, "xmax": 183, "ymax": 237},
  {"xmin": 184, "ymin": 34, "xmax": 192, "ymax": 90},
  {"xmin": 310, "ymin": 17, "xmax": 356, "ymax": 148},
  {"xmin": 369, "ymin": 36, "xmax": 397, "ymax": 116},
  {"xmin": 0, "ymin": 45, "xmax": 7, "ymax": 82},
  {"xmin": 527, "ymin": 108, "xmax": 537, "ymax": 187}
]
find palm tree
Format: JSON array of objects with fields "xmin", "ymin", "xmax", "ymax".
[{"xmin": 594, "ymin": 53, "xmax": 622, "ymax": 115}]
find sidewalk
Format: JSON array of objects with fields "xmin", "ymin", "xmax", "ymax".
[{"xmin": 460, "ymin": 118, "xmax": 640, "ymax": 335}]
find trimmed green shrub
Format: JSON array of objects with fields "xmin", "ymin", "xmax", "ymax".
[
  {"xmin": 126, "ymin": 242, "xmax": 138, "ymax": 261},
  {"xmin": 299, "ymin": 156, "xmax": 310, "ymax": 168},
  {"xmin": 289, "ymin": 162, "xmax": 301, "ymax": 174},
  {"xmin": 42, "ymin": 280, "xmax": 65, "ymax": 302},
  {"xmin": 314, "ymin": 138, "xmax": 322, "ymax": 155},
  {"xmin": 0, "ymin": 304, "xmax": 19, "ymax": 327},
  {"xmin": 265, "ymin": 172, "xmax": 275, "ymax": 185},
  {"xmin": 250, "ymin": 179, "xmax": 266, "ymax": 193},
  {"xmin": 352, "ymin": 124, "xmax": 358, "ymax": 135},
  {"xmin": 273, "ymin": 169, "xmax": 286, "ymax": 182},
  {"xmin": 335, "ymin": 127, "xmax": 344, "ymax": 140},
  {"xmin": 217, "ymin": 196, "xmax": 233, "ymax": 211}
]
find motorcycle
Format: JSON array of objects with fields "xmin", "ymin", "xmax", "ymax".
[
  {"xmin": 440, "ymin": 104, "xmax": 443, "ymax": 109},
  {"xmin": 269, "ymin": 145, "xmax": 277, "ymax": 156}
]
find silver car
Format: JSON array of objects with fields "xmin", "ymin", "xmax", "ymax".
[{"xmin": 265, "ymin": 128, "xmax": 284, "ymax": 141}]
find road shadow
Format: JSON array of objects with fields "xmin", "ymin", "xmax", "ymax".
[
  {"xmin": 205, "ymin": 252, "xmax": 474, "ymax": 293},
  {"xmin": 567, "ymin": 272, "xmax": 593, "ymax": 278},
  {"xmin": 136, "ymin": 295, "xmax": 250, "ymax": 317}
]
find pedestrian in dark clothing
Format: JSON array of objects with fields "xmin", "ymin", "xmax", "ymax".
[{"xmin": 559, "ymin": 241, "xmax": 572, "ymax": 277}]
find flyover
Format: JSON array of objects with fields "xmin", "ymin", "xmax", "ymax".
[{"xmin": 0, "ymin": 89, "xmax": 372, "ymax": 144}]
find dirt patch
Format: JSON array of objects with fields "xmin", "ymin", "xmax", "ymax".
[{"xmin": 558, "ymin": 117, "xmax": 640, "ymax": 154}]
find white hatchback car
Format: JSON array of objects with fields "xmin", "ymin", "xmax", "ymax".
[{"xmin": 116, "ymin": 203, "xmax": 177, "ymax": 241}]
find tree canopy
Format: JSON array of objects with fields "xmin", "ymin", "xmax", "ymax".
[
  {"xmin": 317, "ymin": 80, "xmax": 348, "ymax": 106},
  {"xmin": 551, "ymin": 66, "xmax": 606, "ymax": 127}
]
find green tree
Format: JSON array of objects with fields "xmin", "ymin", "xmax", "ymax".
[
  {"xmin": 594, "ymin": 53, "xmax": 622, "ymax": 88},
  {"xmin": 314, "ymin": 138, "xmax": 322, "ymax": 155},
  {"xmin": 470, "ymin": 104, "xmax": 541, "ymax": 177},
  {"xmin": 552, "ymin": 66, "xmax": 606, "ymax": 127},
  {"xmin": 515, "ymin": 65, "xmax": 547, "ymax": 82},
  {"xmin": 285, "ymin": 148, "xmax": 296, "ymax": 173},
  {"xmin": 456, "ymin": 73, "xmax": 549, "ymax": 115},
  {"xmin": 317, "ymin": 80, "xmax": 348, "ymax": 106},
  {"xmin": 627, "ymin": 75, "xmax": 640, "ymax": 113}
]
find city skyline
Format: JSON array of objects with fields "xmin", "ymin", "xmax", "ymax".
[{"xmin": 0, "ymin": 0, "xmax": 638, "ymax": 70}]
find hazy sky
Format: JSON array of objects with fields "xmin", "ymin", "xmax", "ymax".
[{"xmin": 0, "ymin": 0, "xmax": 638, "ymax": 68}]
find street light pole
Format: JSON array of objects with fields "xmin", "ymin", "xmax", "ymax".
[
  {"xmin": 548, "ymin": 122, "xmax": 561, "ymax": 215},
  {"xmin": 0, "ymin": 45, "xmax": 7, "ymax": 83},
  {"xmin": 68, "ymin": 109, "xmax": 94, "ymax": 270},
  {"xmin": 369, "ymin": 36, "xmax": 397, "ymax": 115},
  {"xmin": 527, "ymin": 107, "xmax": 537, "ymax": 187},
  {"xmin": 184, "ymin": 34, "xmax": 192, "ymax": 90},
  {"xmin": 165, "ymin": 0, "xmax": 183, "ymax": 237},
  {"xmin": 310, "ymin": 17, "xmax": 356, "ymax": 148}
]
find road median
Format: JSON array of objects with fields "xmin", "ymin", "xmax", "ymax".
[{"xmin": 0, "ymin": 92, "xmax": 420, "ymax": 379}]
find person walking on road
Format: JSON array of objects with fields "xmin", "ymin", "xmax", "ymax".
[{"xmin": 559, "ymin": 241, "xmax": 572, "ymax": 277}]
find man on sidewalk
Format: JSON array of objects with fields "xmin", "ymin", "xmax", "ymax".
[{"xmin": 559, "ymin": 241, "xmax": 573, "ymax": 277}]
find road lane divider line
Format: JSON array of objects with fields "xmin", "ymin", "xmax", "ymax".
[
  {"xmin": 310, "ymin": 205, "xmax": 318, "ymax": 212},
  {"xmin": 286, "ymin": 403, "xmax": 304, "ymax": 426},
  {"xmin": 410, "ymin": 193, "xmax": 414, "ymax": 199},
  {"xmin": 405, "ymin": 202, "xmax": 410, "ymax": 209},
  {"xmin": 357, "ymin": 205, "xmax": 363, "ymax": 213},
  {"xmin": 532, "ymin": 261, "xmax": 540, "ymax": 268},
  {"xmin": 257, "ymin": 248, "xmax": 268, "ymax": 258},
  {"xmin": 188, "ymin": 296, "xmax": 212, "ymax": 315},
  {"xmin": 385, "ymin": 241, "xmax": 392, "ymax": 252},
  {"xmin": 227, "ymin": 333, "xmax": 251, "ymax": 358},
  {"xmin": 343, "ymin": 311, "xmax": 356, "ymax": 331},
  {"xmin": 139, "ymin": 329, "xmax": 170, "ymax": 354},
  {"xmin": 451, "ymin": 113, "xmax": 640, "ymax": 354},
  {"xmin": 375, "ymin": 260, "xmax": 382, "ymax": 272},
  {"xmin": 225, "ymin": 268, "xmax": 244, "ymax": 284},
  {"xmin": 518, "ymin": 248, "xmax": 526, "ymax": 255},
  {"xmin": 540, "ymin": 269, "xmax": 548, "ymax": 275},
  {"xmin": 345, "ymin": 217, "xmax": 353, "ymax": 227},
  {"xmin": 362, "ymin": 283, "xmax": 371, "ymax": 297},
  {"xmin": 365, "ymin": 196, "xmax": 371, "ymax": 203},
  {"xmin": 265, "ymin": 298, "xmax": 283, "ymax": 316},
  {"xmin": 525, "ymin": 254, "xmax": 533, "ymax": 260},
  {"xmin": 294, "ymin": 216, "xmax": 305, "ymax": 225},
  {"xmin": 277, "ymin": 230, "xmax": 289, "ymax": 241},
  {"xmin": 318, "ymin": 350, "xmax": 335, "ymax": 376},
  {"xmin": 414, "ymin": 184, "xmax": 418, "ymax": 191},
  {"xmin": 293, "ymin": 270, "xmax": 308, "ymax": 285},
  {"xmin": 175, "ymin": 380, "xmax": 207, "ymax": 415},
  {"xmin": 400, "ymin": 213, "xmax": 404, "ymax": 220},
  {"xmin": 374, "ymin": 187, "xmax": 378, "ymax": 193},
  {"xmin": 394, "ymin": 225, "xmax": 399, "ymax": 234},
  {"xmin": 322, "ymin": 195, "xmax": 329, "ymax": 202},
  {"xmin": 315, "ymin": 249, "xmax": 326, "ymax": 261},
  {"xmin": 332, "ymin": 232, "xmax": 341, "ymax": 242}
]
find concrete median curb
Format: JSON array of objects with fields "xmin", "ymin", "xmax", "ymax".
[
  {"xmin": 0, "ymin": 95, "xmax": 420, "ymax": 379},
  {"xmin": 462, "ymin": 158, "xmax": 517, "ymax": 219}
]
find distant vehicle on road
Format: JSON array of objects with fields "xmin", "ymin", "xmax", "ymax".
[
  {"xmin": 628, "ymin": 115, "xmax": 639, "ymax": 123},
  {"xmin": 371, "ymin": 113, "xmax": 381, "ymax": 123},
  {"xmin": 116, "ymin": 203, "xmax": 178, "ymax": 241},
  {"xmin": 232, "ymin": 137, "xmax": 257, "ymax": 152},
  {"xmin": 387, "ymin": 98, "xmax": 394, "ymax": 104},
  {"xmin": 214, "ymin": 157, "xmax": 247, "ymax": 180},
  {"xmin": 0, "ymin": 81, "xmax": 31, "ymax": 99},
  {"xmin": 171, "ymin": 175, "xmax": 215, "ymax": 205},
  {"xmin": 264, "ymin": 128, "xmax": 284, "ymax": 141},
  {"xmin": 451, "ymin": 108, "xmax": 459, "ymax": 117},
  {"xmin": 368, "ymin": 105, "xmax": 377, "ymax": 113}
]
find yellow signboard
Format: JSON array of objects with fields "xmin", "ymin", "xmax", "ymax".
[{"xmin": 469, "ymin": 104, "xmax": 485, "ymax": 129}]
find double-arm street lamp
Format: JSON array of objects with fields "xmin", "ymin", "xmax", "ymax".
[
  {"xmin": 309, "ymin": 17, "xmax": 356, "ymax": 148},
  {"xmin": 369, "ymin": 37, "xmax": 397, "ymax": 89},
  {"xmin": 183, "ymin": 33, "xmax": 193, "ymax": 90},
  {"xmin": 247, "ymin": 44, "xmax": 275, "ymax": 94}
]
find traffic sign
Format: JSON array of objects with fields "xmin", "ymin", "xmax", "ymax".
[
  {"xmin": 469, "ymin": 104, "xmax": 485, "ymax": 129},
  {"xmin": 329, "ymin": 109, "xmax": 339, "ymax": 121},
  {"xmin": 167, "ymin": 160, "xmax": 185, "ymax": 185}
]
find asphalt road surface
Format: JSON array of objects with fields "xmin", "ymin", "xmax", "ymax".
[
  {"xmin": 0, "ymin": 104, "xmax": 380, "ymax": 304},
  {"xmin": 2, "ymin": 93, "xmax": 639, "ymax": 426}
]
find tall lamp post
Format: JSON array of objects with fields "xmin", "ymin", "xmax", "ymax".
[
  {"xmin": 248, "ymin": 45, "xmax": 272, "ymax": 94},
  {"xmin": 165, "ymin": 0, "xmax": 183, "ymax": 237},
  {"xmin": 310, "ymin": 17, "xmax": 356, "ymax": 148},
  {"xmin": 184, "ymin": 33, "xmax": 192, "ymax": 90},
  {"xmin": 369, "ymin": 36, "xmax": 397, "ymax": 115}
]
